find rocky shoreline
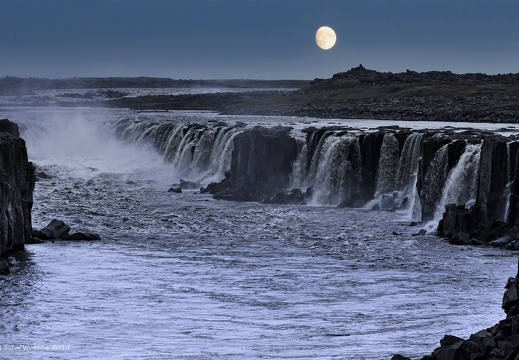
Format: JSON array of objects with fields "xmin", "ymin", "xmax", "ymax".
[
  {"xmin": 0, "ymin": 119, "xmax": 100, "ymax": 274},
  {"xmin": 393, "ymin": 260, "xmax": 519, "ymax": 360}
]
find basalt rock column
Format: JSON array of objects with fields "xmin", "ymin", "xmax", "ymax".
[
  {"xmin": 209, "ymin": 126, "xmax": 298, "ymax": 201},
  {"xmin": 0, "ymin": 121, "xmax": 35, "ymax": 255}
]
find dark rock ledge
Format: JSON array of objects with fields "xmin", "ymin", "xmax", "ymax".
[
  {"xmin": 437, "ymin": 204, "xmax": 519, "ymax": 250},
  {"xmin": 201, "ymin": 126, "xmax": 298, "ymax": 202},
  {"xmin": 392, "ymin": 259, "xmax": 519, "ymax": 360},
  {"xmin": 0, "ymin": 119, "xmax": 35, "ymax": 274},
  {"xmin": 0, "ymin": 120, "xmax": 35, "ymax": 253},
  {"xmin": 33, "ymin": 219, "xmax": 100, "ymax": 241}
]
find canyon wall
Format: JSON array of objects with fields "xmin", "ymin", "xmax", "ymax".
[
  {"xmin": 112, "ymin": 118, "xmax": 519, "ymax": 245},
  {"xmin": 209, "ymin": 126, "xmax": 519, "ymax": 245},
  {"xmin": 0, "ymin": 119, "xmax": 35, "ymax": 255}
]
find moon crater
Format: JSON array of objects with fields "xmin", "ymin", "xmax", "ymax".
[{"xmin": 316, "ymin": 26, "xmax": 337, "ymax": 50}]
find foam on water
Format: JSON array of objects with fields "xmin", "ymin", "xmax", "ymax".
[{"xmin": 0, "ymin": 106, "xmax": 517, "ymax": 360}]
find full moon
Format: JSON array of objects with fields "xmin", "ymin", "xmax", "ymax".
[{"xmin": 315, "ymin": 26, "xmax": 337, "ymax": 50}]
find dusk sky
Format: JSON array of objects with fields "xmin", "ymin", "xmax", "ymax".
[{"xmin": 1, "ymin": 0, "xmax": 518, "ymax": 80}]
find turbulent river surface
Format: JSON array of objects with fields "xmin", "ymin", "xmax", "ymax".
[{"xmin": 0, "ymin": 102, "xmax": 517, "ymax": 360}]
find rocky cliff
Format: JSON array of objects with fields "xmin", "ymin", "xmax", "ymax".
[
  {"xmin": 203, "ymin": 125, "xmax": 519, "ymax": 250},
  {"xmin": 113, "ymin": 116, "xmax": 519, "ymax": 249},
  {"xmin": 0, "ymin": 119, "xmax": 35, "ymax": 255},
  {"xmin": 206, "ymin": 126, "xmax": 298, "ymax": 201}
]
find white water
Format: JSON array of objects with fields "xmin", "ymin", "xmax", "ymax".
[
  {"xmin": 291, "ymin": 132, "xmax": 361, "ymax": 206},
  {"xmin": 434, "ymin": 144, "xmax": 482, "ymax": 221},
  {"xmin": 0, "ymin": 105, "xmax": 516, "ymax": 360},
  {"xmin": 375, "ymin": 133, "xmax": 400, "ymax": 198}
]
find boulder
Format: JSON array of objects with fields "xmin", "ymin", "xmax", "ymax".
[
  {"xmin": 35, "ymin": 170, "xmax": 51, "ymax": 180},
  {"xmin": 177, "ymin": 179, "xmax": 201, "ymax": 190},
  {"xmin": 437, "ymin": 204, "xmax": 480, "ymax": 239},
  {"xmin": 37, "ymin": 219, "xmax": 70, "ymax": 240},
  {"xmin": 63, "ymin": 231, "xmax": 100, "ymax": 241},
  {"xmin": 416, "ymin": 260, "xmax": 519, "ymax": 360},
  {"xmin": 431, "ymin": 335, "xmax": 463, "ymax": 360},
  {"xmin": 0, "ymin": 119, "xmax": 20, "ymax": 138},
  {"xmin": 263, "ymin": 188, "xmax": 306, "ymax": 205},
  {"xmin": 167, "ymin": 187, "xmax": 182, "ymax": 193},
  {"xmin": 36, "ymin": 220, "xmax": 101, "ymax": 241},
  {"xmin": 391, "ymin": 355, "xmax": 411, "ymax": 360},
  {"xmin": 0, "ymin": 258, "xmax": 10, "ymax": 274}
]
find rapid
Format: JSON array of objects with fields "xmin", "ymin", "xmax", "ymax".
[{"xmin": 0, "ymin": 102, "xmax": 516, "ymax": 360}]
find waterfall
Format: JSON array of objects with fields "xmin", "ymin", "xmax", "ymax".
[
  {"xmin": 369, "ymin": 133, "xmax": 423, "ymax": 220},
  {"xmin": 375, "ymin": 133, "xmax": 399, "ymax": 197},
  {"xmin": 397, "ymin": 133, "xmax": 423, "ymax": 220},
  {"xmin": 421, "ymin": 143, "xmax": 449, "ymax": 221},
  {"xmin": 433, "ymin": 143, "xmax": 482, "ymax": 221},
  {"xmin": 395, "ymin": 133, "xmax": 423, "ymax": 192},
  {"xmin": 111, "ymin": 118, "xmax": 243, "ymax": 184},
  {"xmin": 197, "ymin": 127, "xmax": 241, "ymax": 184},
  {"xmin": 290, "ymin": 139, "xmax": 308, "ymax": 190},
  {"xmin": 503, "ymin": 142, "xmax": 513, "ymax": 222},
  {"xmin": 292, "ymin": 132, "xmax": 361, "ymax": 206}
]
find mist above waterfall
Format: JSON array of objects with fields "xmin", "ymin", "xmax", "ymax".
[{"xmin": 17, "ymin": 108, "xmax": 170, "ymax": 183}]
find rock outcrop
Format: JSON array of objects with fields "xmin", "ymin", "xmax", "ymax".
[
  {"xmin": 34, "ymin": 219, "xmax": 100, "ymax": 241},
  {"xmin": 200, "ymin": 125, "xmax": 519, "ymax": 243},
  {"xmin": 0, "ymin": 121, "xmax": 35, "ymax": 255},
  {"xmin": 392, "ymin": 259, "xmax": 519, "ymax": 360},
  {"xmin": 206, "ymin": 126, "xmax": 298, "ymax": 201},
  {"xmin": 435, "ymin": 132, "xmax": 519, "ymax": 249},
  {"xmin": 113, "ymin": 113, "xmax": 519, "ymax": 251},
  {"xmin": 106, "ymin": 66, "xmax": 519, "ymax": 123}
]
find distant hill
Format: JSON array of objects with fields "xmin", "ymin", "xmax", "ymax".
[
  {"xmin": 5, "ymin": 66, "xmax": 519, "ymax": 122},
  {"xmin": 107, "ymin": 65, "xmax": 519, "ymax": 122},
  {"xmin": 0, "ymin": 76, "xmax": 308, "ymax": 96}
]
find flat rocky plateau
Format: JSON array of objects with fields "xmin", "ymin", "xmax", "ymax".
[{"xmin": 104, "ymin": 65, "xmax": 519, "ymax": 123}]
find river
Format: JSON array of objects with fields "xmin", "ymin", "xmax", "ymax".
[{"xmin": 0, "ymin": 101, "xmax": 516, "ymax": 360}]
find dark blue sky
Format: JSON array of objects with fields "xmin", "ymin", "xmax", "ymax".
[{"xmin": 1, "ymin": 0, "xmax": 518, "ymax": 79}]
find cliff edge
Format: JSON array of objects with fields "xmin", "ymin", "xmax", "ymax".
[{"xmin": 0, "ymin": 119, "xmax": 35, "ymax": 255}]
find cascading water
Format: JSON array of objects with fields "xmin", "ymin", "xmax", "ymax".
[
  {"xmin": 433, "ymin": 143, "xmax": 482, "ymax": 221},
  {"xmin": 368, "ymin": 133, "xmax": 423, "ymax": 220},
  {"xmin": 375, "ymin": 133, "xmax": 400, "ymax": 197},
  {"xmin": 421, "ymin": 143, "xmax": 450, "ymax": 222},
  {"xmin": 197, "ymin": 127, "xmax": 241, "ymax": 183},
  {"xmin": 398, "ymin": 133, "xmax": 424, "ymax": 221},
  {"xmin": 504, "ymin": 142, "xmax": 513, "ymax": 222},
  {"xmin": 290, "ymin": 140, "xmax": 308, "ymax": 190},
  {"xmin": 290, "ymin": 132, "xmax": 361, "ymax": 206},
  {"xmin": 395, "ymin": 134, "xmax": 423, "ymax": 192},
  {"xmin": 111, "ymin": 118, "xmax": 243, "ymax": 184}
]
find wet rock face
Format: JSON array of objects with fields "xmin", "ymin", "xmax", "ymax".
[
  {"xmin": 0, "ymin": 119, "xmax": 20, "ymax": 138},
  {"xmin": 0, "ymin": 126, "xmax": 35, "ymax": 255},
  {"xmin": 436, "ymin": 133, "xmax": 519, "ymax": 248},
  {"xmin": 209, "ymin": 126, "xmax": 298, "ymax": 201},
  {"xmin": 34, "ymin": 219, "xmax": 100, "ymax": 241}
]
